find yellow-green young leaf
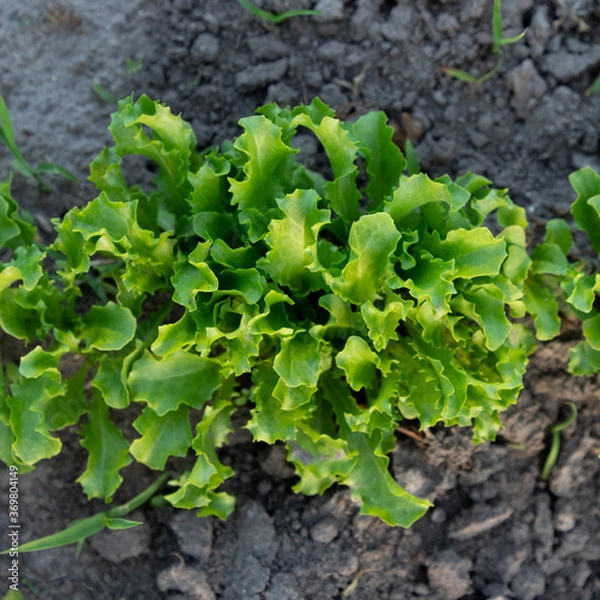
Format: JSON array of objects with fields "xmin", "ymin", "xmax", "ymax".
[
  {"xmin": 247, "ymin": 366, "xmax": 315, "ymax": 442},
  {"xmin": 569, "ymin": 166, "xmax": 600, "ymax": 254},
  {"xmin": 336, "ymin": 336, "xmax": 380, "ymax": 391},
  {"xmin": 0, "ymin": 175, "xmax": 36, "ymax": 249},
  {"xmin": 92, "ymin": 353, "xmax": 129, "ymax": 409},
  {"xmin": 272, "ymin": 378, "xmax": 318, "ymax": 410},
  {"xmin": 351, "ymin": 111, "xmax": 406, "ymax": 209},
  {"xmin": 128, "ymin": 350, "xmax": 222, "ymax": 416},
  {"xmin": 218, "ymin": 268, "xmax": 265, "ymax": 304},
  {"xmin": 45, "ymin": 365, "xmax": 88, "ymax": 430},
  {"xmin": 309, "ymin": 294, "xmax": 364, "ymax": 342},
  {"xmin": 530, "ymin": 243, "xmax": 569, "ymax": 276},
  {"xmin": 259, "ymin": 188, "xmax": 330, "ymax": 292},
  {"xmin": 344, "ymin": 431, "xmax": 432, "ymax": 527},
  {"xmin": 6, "ymin": 376, "xmax": 64, "ymax": 465},
  {"xmin": 81, "ymin": 302, "xmax": 137, "ymax": 351},
  {"xmin": 330, "ymin": 213, "xmax": 401, "ymax": 305},
  {"xmin": 18, "ymin": 345, "xmax": 66, "ymax": 381},
  {"xmin": 432, "ymin": 228, "xmax": 507, "ymax": 279},
  {"xmin": 545, "ymin": 219, "xmax": 573, "ymax": 254},
  {"xmin": 77, "ymin": 395, "xmax": 132, "ymax": 501},
  {"xmin": 288, "ymin": 425, "xmax": 356, "ymax": 496},
  {"xmin": 0, "ymin": 245, "xmax": 45, "ymax": 292},
  {"xmin": 360, "ymin": 298, "xmax": 411, "ymax": 351},
  {"xmin": 384, "ymin": 173, "xmax": 452, "ymax": 222},
  {"xmin": 165, "ymin": 398, "xmax": 235, "ymax": 515},
  {"xmin": 523, "ymin": 276, "xmax": 561, "ymax": 341},
  {"xmin": 51, "ymin": 213, "xmax": 90, "ymax": 278},
  {"xmin": 291, "ymin": 111, "xmax": 361, "ymax": 222},
  {"xmin": 171, "ymin": 262, "xmax": 218, "ymax": 309},
  {"xmin": 273, "ymin": 332, "xmax": 330, "ymax": 388},
  {"xmin": 210, "ymin": 238, "xmax": 260, "ymax": 269},
  {"xmin": 565, "ymin": 273, "xmax": 597, "ymax": 314},
  {"xmin": 404, "ymin": 254, "xmax": 456, "ymax": 313},
  {"xmin": 107, "ymin": 95, "xmax": 196, "ymax": 203},
  {"xmin": 152, "ymin": 311, "xmax": 197, "ymax": 357},
  {"xmin": 229, "ymin": 116, "xmax": 296, "ymax": 239},
  {"xmin": 187, "ymin": 155, "xmax": 231, "ymax": 213},
  {"xmin": 130, "ymin": 405, "xmax": 192, "ymax": 470},
  {"xmin": 455, "ymin": 287, "xmax": 512, "ymax": 351},
  {"xmin": 583, "ymin": 313, "xmax": 600, "ymax": 351},
  {"xmin": 0, "ymin": 289, "xmax": 40, "ymax": 343},
  {"xmin": 569, "ymin": 340, "xmax": 600, "ymax": 375}
]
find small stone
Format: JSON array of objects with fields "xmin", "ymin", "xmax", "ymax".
[
  {"xmin": 510, "ymin": 564, "xmax": 546, "ymax": 600},
  {"xmin": 169, "ymin": 512, "xmax": 213, "ymax": 562},
  {"xmin": 427, "ymin": 550, "xmax": 473, "ymax": 600},
  {"xmin": 157, "ymin": 566, "xmax": 215, "ymax": 600},
  {"xmin": 265, "ymin": 573, "xmax": 302, "ymax": 600},
  {"xmin": 318, "ymin": 83, "xmax": 347, "ymax": 109},
  {"xmin": 314, "ymin": 0, "xmax": 344, "ymax": 22},
  {"xmin": 247, "ymin": 35, "xmax": 289, "ymax": 61},
  {"xmin": 507, "ymin": 59, "xmax": 547, "ymax": 119},
  {"xmin": 261, "ymin": 444, "xmax": 295, "ymax": 479},
  {"xmin": 436, "ymin": 13, "xmax": 459, "ymax": 35},
  {"xmin": 401, "ymin": 112, "xmax": 425, "ymax": 141},
  {"xmin": 317, "ymin": 40, "xmax": 346, "ymax": 62},
  {"xmin": 235, "ymin": 555, "xmax": 270, "ymax": 596},
  {"xmin": 257, "ymin": 479, "xmax": 273, "ymax": 496},
  {"xmin": 88, "ymin": 511, "xmax": 150, "ymax": 563},
  {"xmin": 381, "ymin": 5, "xmax": 418, "ymax": 43},
  {"xmin": 265, "ymin": 82, "xmax": 297, "ymax": 106},
  {"xmin": 310, "ymin": 517, "xmax": 339, "ymax": 543},
  {"xmin": 529, "ymin": 5, "xmax": 551, "ymax": 58},
  {"xmin": 449, "ymin": 505, "xmax": 514, "ymax": 541},
  {"xmin": 190, "ymin": 33, "xmax": 220, "ymax": 63},
  {"xmin": 554, "ymin": 499, "xmax": 577, "ymax": 532},
  {"xmin": 235, "ymin": 59, "xmax": 288, "ymax": 93},
  {"xmin": 174, "ymin": 0, "xmax": 193, "ymax": 11},
  {"xmin": 238, "ymin": 501, "xmax": 278, "ymax": 562},
  {"xmin": 541, "ymin": 46, "xmax": 600, "ymax": 83}
]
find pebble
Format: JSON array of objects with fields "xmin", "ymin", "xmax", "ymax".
[
  {"xmin": 235, "ymin": 59, "xmax": 288, "ymax": 93},
  {"xmin": 427, "ymin": 550, "xmax": 473, "ymax": 600},
  {"xmin": 381, "ymin": 5, "xmax": 418, "ymax": 43},
  {"xmin": 449, "ymin": 505, "xmax": 514, "ymax": 541},
  {"xmin": 541, "ymin": 46, "xmax": 600, "ymax": 82},
  {"xmin": 310, "ymin": 517, "xmax": 339, "ymax": 543},
  {"xmin": 247, "ymin": 35, "xmax": 289, "ymax": 61},
  {"xmin": 261, "ymin": 444, "xmax": 295, "ymax": 479},
  {"xmin": 317, "ymin": 40, "xmax": 346, "ymax": 62},
  {"xmin": 529, "ymin": 5, "xmax": 551, "ymax": 58},
  {"xmin": 157, "ymin": 565, "xmax": 215, "ymax": 600},
  {"xmin": 436, "ymin": 13, "xmax": 460, "ymax": 35},
  {"xmin": 238, "ymin": 500, "xmax": 278, "ymax": 562},
  {"xmin": 265, "ymin": 82, "xmax": 297, "ymax": 106},
  {"xmin": 314, "ymin": 0, "xmax": 344, "ymax": 22},
  {"xmin": 169, "ymin": 511, "xmax": 213, "ymax": 562},
  {"xmin": 88, "ymin": 511, "xmax": 150, "ymax": 563},
  {"xmin": 190, "ymin": 33, "xmax": 220, "ymax": 63},
  {"xmin": 265, "ymin": 573, "xmax": 303, "ymax": 600},
  {"xmin": 510, "ymin": 564, "xmax": 546, "ymax": 600},
  {"xmin": 506, "ymin": 59, "xmax": 547, "ymax": 119}
]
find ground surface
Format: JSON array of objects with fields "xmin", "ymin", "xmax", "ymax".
[{"xmin": 0, "ymin": 0, "xmax": 599, "ymax": 599}]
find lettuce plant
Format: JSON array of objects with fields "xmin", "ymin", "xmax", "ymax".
[
  {"xmin": 0, "ymin": 96, "xmax": 542, "ymax": 528},
  {"xmin": 524, "ymin": 166, "xmax": 600, "ymax": 375}
]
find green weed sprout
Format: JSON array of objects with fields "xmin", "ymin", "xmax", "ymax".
[
  {"xmin": 236, "ymin": 0, "xmax": 321, "ymax": 24},
  {"xmin": 541, "ymin": 402, "xmax": 577, "ymax": 480},
  {"xmin": 443, "ymin": 0, "xmax": 527, "ymax": 84},
  {"xmin": 0, "ymin": 474, "xmax": 168, "ymax": 555},
  {"xmin": 0, "ymin": 96, "xmax": 76, "ymax": 192}
]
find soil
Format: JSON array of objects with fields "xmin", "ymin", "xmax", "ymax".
[{"xmin": 0, "ymin": 0, "xmax": 600, "ymax": 599}]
